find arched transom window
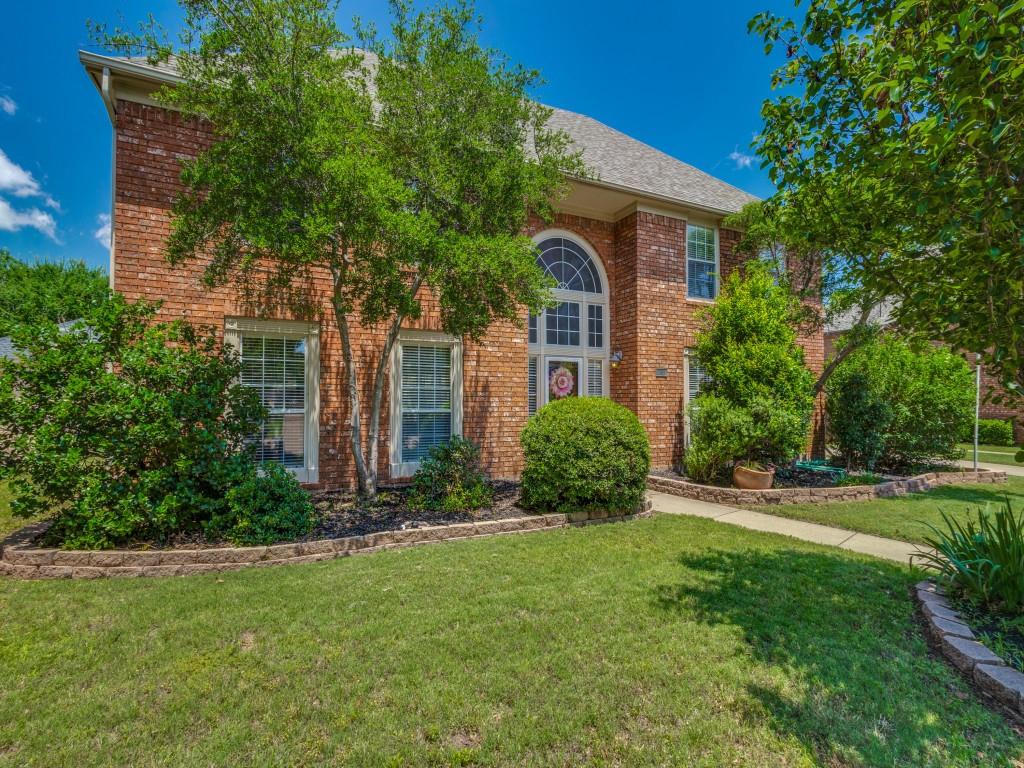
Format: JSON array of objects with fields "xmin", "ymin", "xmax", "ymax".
[{"xmin": 527, "ymin": 234, "xmax": 609, "ymax": 414}]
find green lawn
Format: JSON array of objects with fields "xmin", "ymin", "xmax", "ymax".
[
  {"xmin": 747, "ymin": 476, "xmax": 1024, "ymax": 546},
  {"xmin": 958, "ymin": 442, "xmax": 1024, "ymax": 467},
  {"xmin": 1, "ymin": 515, "xmax": 1019, "ymax": 767}
]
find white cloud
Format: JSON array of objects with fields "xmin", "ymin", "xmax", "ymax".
[
  {"xmin": 0, "ymin": 147, "xmax": 59, "ymax": 209},
  {"xmin": 729, "ymin": 147, "xmax": 755, "ymax": 170},
  {"xmin": 0, "ymin": 198, "xmax": 57, "ymax": 240},
  {"xmin": 0, "ymin": 96, "xmax": 15, "ymax": 116},
  {"xmin": 94, "ymin": 213, "xmax": 112, "ymax": 251}
]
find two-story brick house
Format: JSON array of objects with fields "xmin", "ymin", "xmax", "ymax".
[{"xmin": 80, "ymin": 50, "xmax": 824, "ymax": 490}]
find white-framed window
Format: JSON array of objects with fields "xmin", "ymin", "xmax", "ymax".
[
  {"xmin": 528, "ymin": 231, "xmax": 609, "ymax": 412},
  {"xmin": 687, "ymin": 223, "xmax": 719, "ymax": 300},
  {"xmin": 684, "ymin": 348, "xmax": 711, "ymax": 445},
  {"xmin": 224, "ymin": 317, "xmax": 320, "ymax": 484},
  {"xmin": 390, "ymin": 330, "xmax": 463, "ymax": 477}
]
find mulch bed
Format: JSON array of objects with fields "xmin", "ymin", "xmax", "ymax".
[
  {"xmin": 305, "ymin": 481, "xmax": 527, "ymax": 540},
  {"xmin": 650, "ymin": 467, "xmax": 844, "ymax": 489},
  {"xmin": 20, "ymin": 481, "xmax": 529, "ymax": 551}
]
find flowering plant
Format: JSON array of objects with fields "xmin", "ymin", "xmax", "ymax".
[{"xmin": 549, "ymin": 365, "xmax": 575, "ymax": 398}]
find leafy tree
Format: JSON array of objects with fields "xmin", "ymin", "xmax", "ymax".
[
  {"xmin": 95, "ymin": 0, "xmax": 582, "ymax": 497},
  {"xmin": 724, "ymin": 197, "xmax": 889, "ymax": 393},
  {"xmin": 691, "ymin": 262, "xmax": 816, "ymax": 469},
  {"xmin": 0, "ymin": 296, "xmax": 312, "ymax": 549},
  {"xmin": 750, "ymin": 1, "xmax": 1024, "ymax": 399},
  {"xmin": 827, "ymin": 334, "xmax": 974, "ymax": 469},
  {"xmin": 0, "ymin": 249, "xmax": 108, "ymax": 336}
]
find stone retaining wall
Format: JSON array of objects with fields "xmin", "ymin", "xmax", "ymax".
[
  {"xmin": 916, "ymin": 581, "xmax": 1024, "ymax": 724},
  {"xmin": 647, "ymin": 470, "xmax": 1007, "ymax": 506},
  {"xmin": 0, "ymin": 500, "xmax": 653, "ymax": 581}
]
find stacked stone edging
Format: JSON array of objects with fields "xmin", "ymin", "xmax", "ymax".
[
  {"xmin": 915, "ymin": 581, "xmax": 1024, "ymax": 723},
  {"xmin": 0, "ymin": 499, "xmax": 653, "ymax": 581},
  {"xmin": 647, "ymin": 469, "xmax": 1007, "ymax": 506}
]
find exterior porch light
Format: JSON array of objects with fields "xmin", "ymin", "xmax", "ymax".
[{"xmin": 610, "ymin": 350, "xmax": 623, "ymax": 368}]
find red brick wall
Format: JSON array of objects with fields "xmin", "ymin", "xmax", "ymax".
[{"xmin": 111, "ymin": 100, "xmax": 826, "ymax": 489}]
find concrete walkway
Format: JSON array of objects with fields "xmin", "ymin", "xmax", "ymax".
[
  {"xmin": 649, "ymin": 490, "xmax": 922, "ymax": 564},
  {"xmin": 958, "ymin": 459, "xmax": 1024, "ymax": 477}
]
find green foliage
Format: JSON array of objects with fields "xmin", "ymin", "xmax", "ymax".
[
  {"xmin": 0, "ymin": 249, "xmax": 108, "ymax": 336},
  {"xmin": 827, "ymin": 371, "xmax": 894, "ymax": 470},
  {"xmin": 750, "ymin": 1, "xmax": 1024, "ymax": 398},
  {"xmin": 970, "ymin": 419, "xmax": 1016, "ymax": 447},
  {"xmin": 0, "ymin": 295, "xmax": 301, "ymax": 549},
  {"xmin": 684, "ymin": 395, "xmax": 756, "ymax": 483},
  {"xmin": 828, "ymin": 335, "xmax": 974, "ymax": 470},
  {"xmin": 919, "ymin": 499, "xmax": 1024, "ymax": 614},
  {"xmin": 409, "ymin": 436, "xmax": 493, "ymax": 514},
  {"xmin": 689, "ymin": 262, "xmax": 815, "ymax": 474},
  {"xmin": 520, "ymin": 397, "xmax": 649, "ymax": 514},
  {"xmin": 835, "ymin": 473, "xmax": 885, "ymax": 488},
  {"xmin": 93, "ymin": 0, "xmax": 585, "ymax": 496},
  {"xmin": 212, "ymin": 462, "xmax": 315, "ymax": 546}
]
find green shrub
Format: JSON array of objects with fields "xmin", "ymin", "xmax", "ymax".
[
  {"xmin": 691, "ymin": 262, "xmax": 815, "ymax": 466},
  {"xmin": 684, "ymin": 395, "xmax": 755, "ymax": 482},
  {"xmin": 520, "ymin": 397, "xmax": 649, "ymax": 514},
  {"xmin": 212, "ymin": 462, "xmax": 315, "ymax": 545},
  {"xmin": 694, "ymin": 263, "xmax": 815, "ymax": 415},
  {"xmin": 827, "ymin": 335, "xmax": 974, "ymax": 470},
  {"xmin": 969, "ymin": 418, "xmax": 1016, "ymax": 447},
  {"xmin": 918, "ymin": 499, "xmax": 1024, "ymax": 614},
  {"xmin": 409, "ymin": 436, "xmax": 493, "ymax": 514},
  {"xmin": 0, "ymin": 296, "xmax": 282, "ymax": 549},
  {"xmin": 827, "ymin": 371, "xmax": 893, "ymax": 470}
]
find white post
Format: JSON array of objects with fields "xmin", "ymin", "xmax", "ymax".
[{"xmin": 974, "ymin": 354, "xmax": 981, "ymax": 472}]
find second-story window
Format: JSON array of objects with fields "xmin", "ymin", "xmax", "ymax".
[{"xmin": 687, "ymin": 224, "xmax": 718, "ymax": 300}]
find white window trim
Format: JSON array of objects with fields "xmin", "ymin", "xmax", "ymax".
[
  {"xmin": 223, "ymin": 317, "xmax": 320, "ymax": 484},
  {"xmin": 389, "ymin": 329, "xmax": 464, "ymax": 478},
  {"xmin": 529, "ymin": 230, "xmax": 610, "ymax": 406},
  {"xmin": 686, "ymin": 222, "xmax": 720, "ymax": 303},
  {"xmin": 683, "ymin": 348, "xmax": 709, "ymax": 447}
]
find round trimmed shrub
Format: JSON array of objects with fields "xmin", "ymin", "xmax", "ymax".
[
  {"xmin": 519, "ymin": 397, "xmax": 650, "ymax": 514},
  {"xmin": 212, "ymin": 462, "xmax": 315, "ymax": 546}
]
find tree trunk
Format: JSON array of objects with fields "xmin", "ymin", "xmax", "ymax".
[
  {"xmin": 333, "ymin": 304, "xmax": 372, "ymax": 497},
  {"xmin": 332, "ymin": 273, "xmax": 422, "ymax": 499},
  {"xmin": 364, "ymin": 275, "xmax": 421, "ymax": 499},
  {"xmin": 812, "ymin": 302, "xmax": 878, "ymax": 395}
]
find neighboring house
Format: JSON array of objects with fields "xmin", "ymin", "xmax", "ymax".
[
  {"xmin": 825, "ymin": 301, "xmax": 1023, "ymax": 443},
  {"xmin": 80, "ymin": 51, "xmax": 825, "ymax": 489},
  {"xmin": 0, "ymin": 320, "xmax": 86, "ymax": 360}
]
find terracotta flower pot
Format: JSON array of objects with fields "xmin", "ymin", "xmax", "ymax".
[{"xmin": 732, "ymin": 464, "xmax": 774, "ymax": 490}]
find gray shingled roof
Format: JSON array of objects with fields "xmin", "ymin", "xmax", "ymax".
[
  {"xmin": 825, "ymin": 299, "xmax": 898, "ymax": 334},
  {"xmin": 90, "ymin": 52, "xmax": 757, "ymax": 214},
  {"xmin": 547, "ymin": 107, "xmax": 758, "ymax": 214}
]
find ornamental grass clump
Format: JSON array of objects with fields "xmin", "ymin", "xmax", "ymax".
[
  {"xmin": 918, "ymin": 499, "xmax": 1024, "ymax": 614},
  {"xmin": 520, "ymin": 397, "xmax": 649, "ymax": 514}
]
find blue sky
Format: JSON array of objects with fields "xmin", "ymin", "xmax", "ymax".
[{"xmin": 0, "ymin": 0, "xmax": 793, "ymax": 272}]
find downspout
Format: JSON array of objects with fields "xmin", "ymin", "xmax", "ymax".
[{"xmin": 100, "ymin": 67, "xmax": 116, "ymax": 290}]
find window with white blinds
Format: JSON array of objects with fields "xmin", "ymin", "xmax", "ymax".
[
  {"xmin": 687, "ymin": 224, "xmax": 718, "ymax": 299},
  {"xmin": 226, "ymin": 317, "xmax": 319, "ymax": 483},
  {"xmin": 400, "ymin": 344, "xmax": 453, "ymax": 464},
  {"xmin": 586, "ymin": 359, "xmax": 603, "ymax": 397},
  {"xmin": 686, "ymin": 351, "xmax": 711, "ymax": 404},
  {"xmin": 240, "ymin": 334, "xmax": 308, "ymax": 469},
  {"xmin": 528, "ymin": 356, "xmax": 538, "ymax": 414}
]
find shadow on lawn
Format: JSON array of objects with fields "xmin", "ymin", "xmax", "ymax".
[{"xmin": 653, "ymin": 548, "xmax": 1018, "ymax": 767}]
